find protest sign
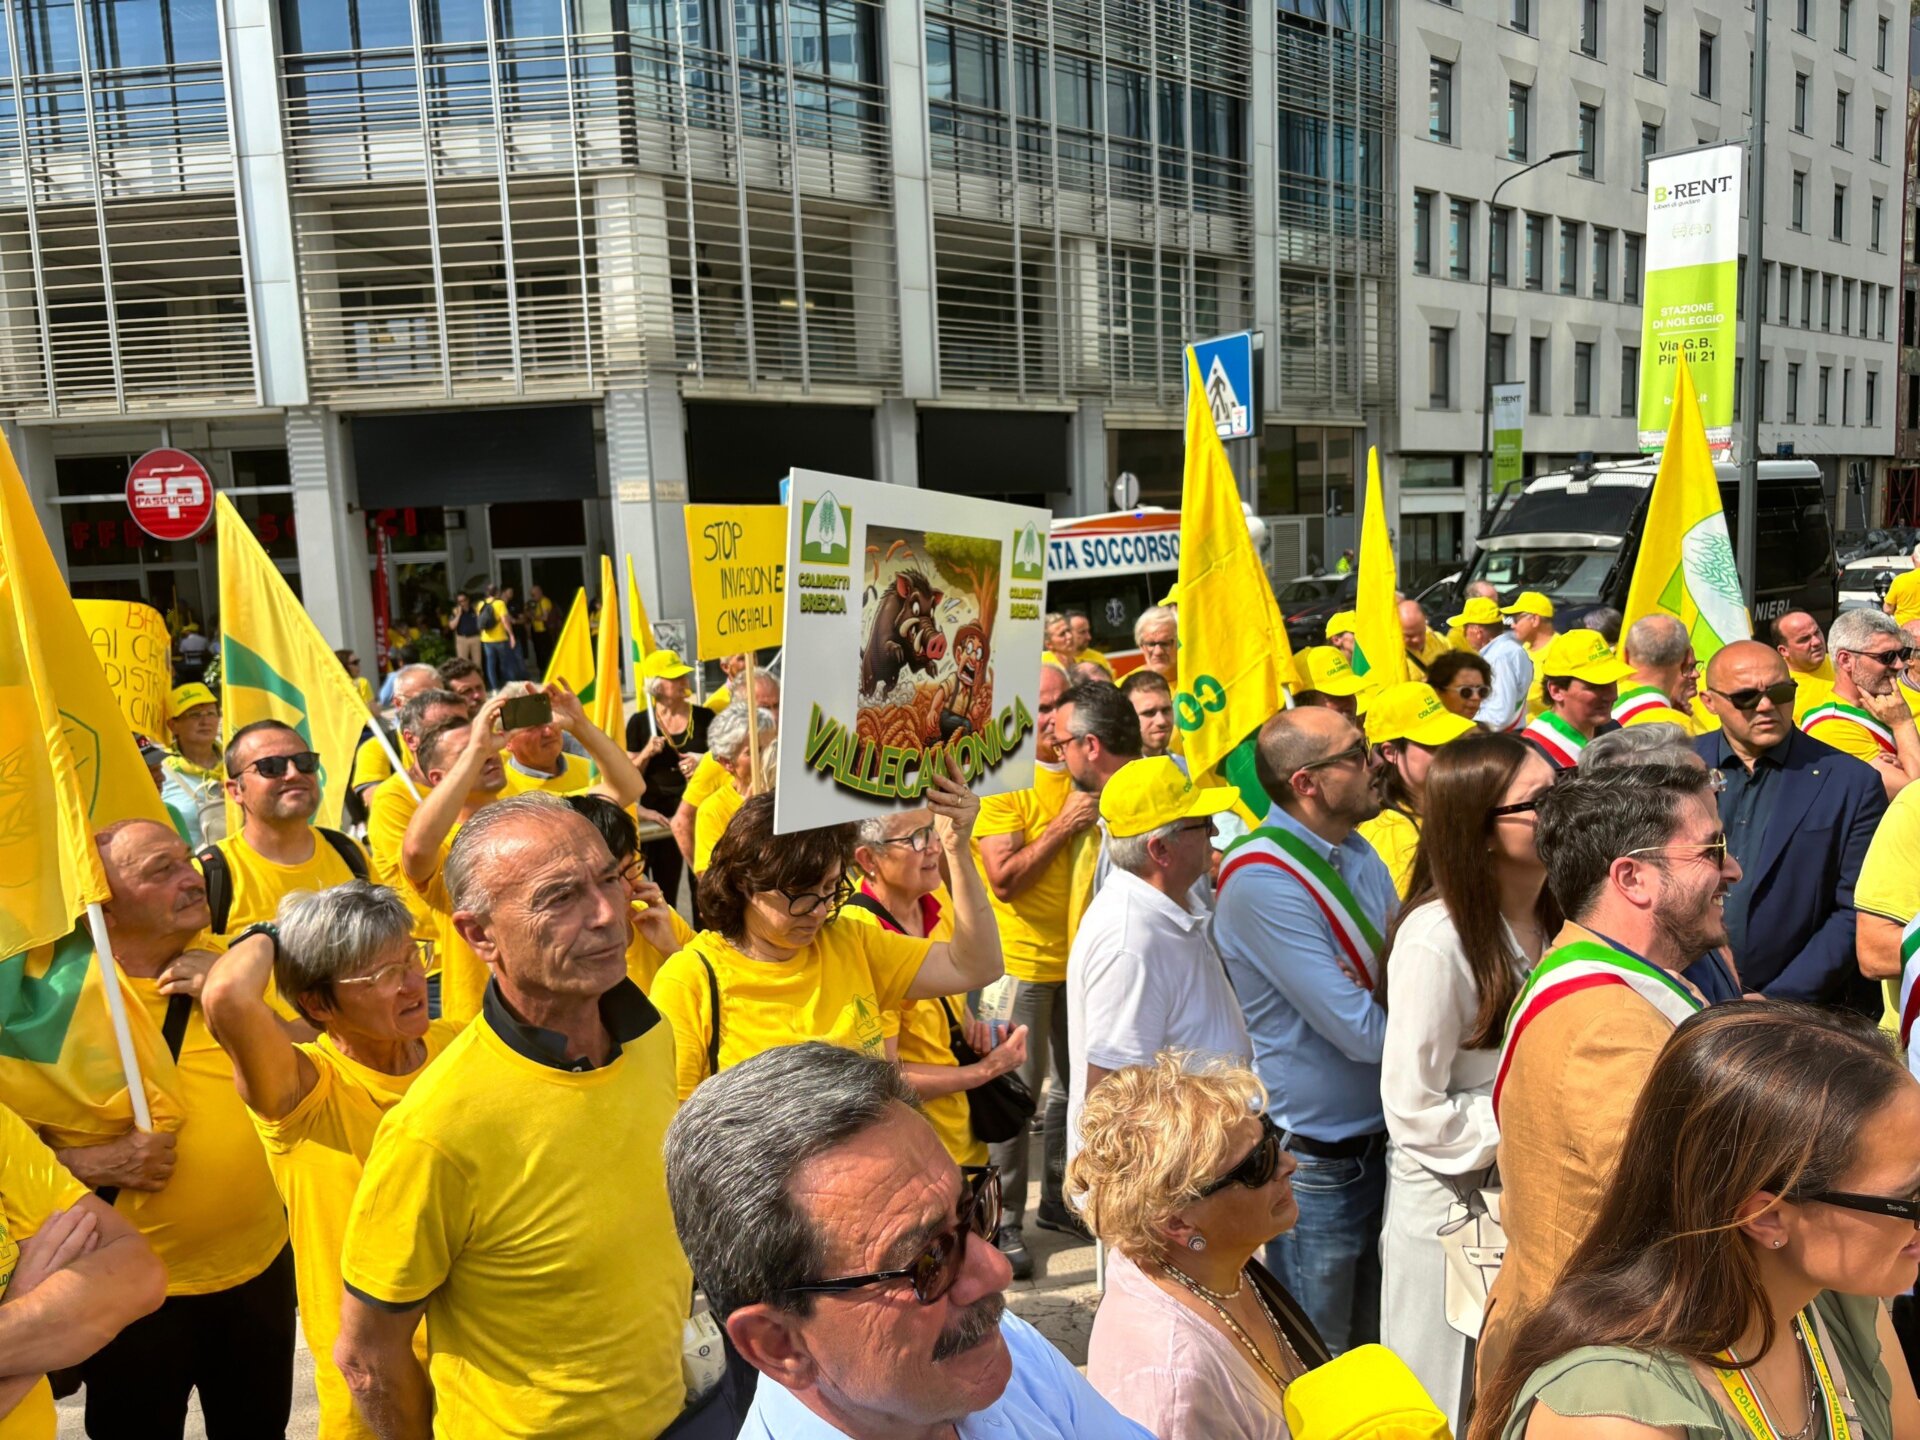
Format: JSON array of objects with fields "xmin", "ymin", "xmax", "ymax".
[
  {"xmin": 75, "ymin": 600, "xmax": 172, "ymax": 740},
  {"xmin": 773, "ymin": 470, "xmax": 1049, "ymax": 834},
  {"xmin": 683, "ymin": 505, "xmax": 786, "ymax": 659}
]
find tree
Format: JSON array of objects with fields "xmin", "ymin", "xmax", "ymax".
[{"xmin": 922, "ymin": 533, "xmax": 1000, "ymax": 634}]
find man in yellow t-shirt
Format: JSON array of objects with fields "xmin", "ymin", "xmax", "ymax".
[
  {"xmin": 477, "ymin": 586, "xmax": 521, "ymax": 691},
  {"xmin": 26, "ymin": 820, "xmax": 294, "ymax": 1438},
  {"xmin": 693, "ymin": 702, "xmax": 777, "ymax": 872},
  {"xmin": 337, "ymin": 800, "xmax": 693, "ymax": 1440},
  {"xmin": 1803, "ymin": 607, "xmax": 1920, "ymax": 797},
  {"xmin": 1398, "ymin": 599, "xmax": 1451, "ymax": 679},
  {"xmin": 1857, "ymin": 779, "xmax": 1920, "ymax": 1030},
  {"xmin": 348, "ymin": 662, "xmax": 442, "ymax": 804},
  {"xmin": 0, "ymin": 1104, "xmax": 163, "ymax": 1440},
  {"xmin": 705, "ymin": 652, "xmax": 749, "ymax": 711},
  {"xmin": 1066, "ymin": 611, "xmax": 1116, "ymax": 676},
  {"xmin": 524, "ymin": 583, "xmax": 556, "ymax": 669},
  {"xmin": 494, "ymin": 681, "xmax": 654, "ymax": 807},
  {"xmin": 366, "ymin": 686, "xmax": 474, "ymax": 943},
  {"xmin": 1772, "ymin": 609, "xmax": 1837, "ymax": 718},
  {"xmin": 1880, "ymin": 547, "xmax": 1920, "ymax": 624},
  {"xmin": 1612, "ymin": 614, "xmax": 1699, "ymax": 732}
]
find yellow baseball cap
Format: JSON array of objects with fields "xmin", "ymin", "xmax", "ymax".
[
  {"xmin": 1098, "ymin": 756, "xmax": 1238, "ymax": 838},
  {"xmin": 1539, "ymin": 629, "xmax": 1635, "ymax": 684},
  {"xmin": 1448, "ymin": 597, "xmax": 1504, "ymax": 628},
  {"xmin": 168, "ymin": 682, "xmax": 217, "ymax": 717},
  {"xmin": 1365, "ymin": 682, "xmax": 1478, "ymax": 748},
  {"xmin": 641, "ymin": 648, "xmax": 695, "ymax": 680},
  {"xmin": 1159, "ymin": 581, "xmax": 1182, "ymax": 607},
  {"xmin": 1325, "ymin": 610, "xmax": 1359, "ymax": 641},
  {"xmin": 1297, "ymin": 645, "xmax": 1373, "ymax": 698},
  {"xmin": 1500, "ymin": 591, "xmax": 1556, "ymax": 619}
]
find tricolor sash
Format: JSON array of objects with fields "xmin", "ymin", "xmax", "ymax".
[
  {"xmin": 1219, "ymin": 825, "xmax": 1385, "ymax": 989},
  {"xmin": 1802, "ymin": 699, "xmax": 1895, "ymax": 757},
  {"xmin": 1612, "ymin": 685, "xmax": 1674, "ymax": 726},
  {"xmin": 1898, "ymin": 915, "xmax": 1920, "ymax": 1074},
  {"xmin": 1492, "ymin": 940, "xmax": 1703, "ymax": 1122},
  {"xmin": 1520, "ymin": 711, "xmax": 1589, "ymax": 768}
]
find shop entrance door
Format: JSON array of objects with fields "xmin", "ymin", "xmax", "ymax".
[{"xmin": 496, "ymin": 550, "xmax": 589, "ymax": 671}]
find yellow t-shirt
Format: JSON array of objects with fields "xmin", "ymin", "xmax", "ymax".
[
  {"xmin": 1801, "ymin": 701, "xmax": 1893, "ymax": 764},
  {"xmin": 501, "ymin": 752, "xmax": 595, "ymax": 798},
  {"xmin": 113, "ymin": 979, "xmax": 288, "ymax": 1294},
  {"xmin": 253, "ymin": 1022, "xmax": 462, "ymax": 1440},
  {"xmin": 0, "ymin": 1103, "xmax": 87, "ymax": 1440},
  {"xmin": 683, "ymin": 753, "xmax": 729, "ymax": 811},
  {"xmin": 1884, "ymin": 568, "xmax": 1920, "ymax": 625},
  {"xmin": 353, "ymin": 675, "xmax": 376, "ymax": 709},
  {"xmin": 408, "ymin": 856, "xmax": 489, "ymax": 1026},
  {"xmin": 627, "ymin": 900, "xmax": 695, "ymax": 993},
  {"xmin": 693, "ymin": 781, "xmax": 747, "ymax": 872},
  {"xmin": 1525, "ymin": 645, "xmax": 1548, "ymax": 720},
  {"xmin": 1405, "ymin": 630, "xmax": 1452, "ymax": 679},
  {"xmin": 203, "ymin": 829, "xmax": 371, "ymax": 938},
  {"xmin": 478, "ymin": 601, "xmax": 510, "ymax": 645},
  {"xmin": 706, "ymin": 684, "xmax": 733, "ymax": 712},
  {"xmin": 350, "ymin": 734, "xmax": 395, "ymax": 794},
  {"xmin": 972, "ymin": 762, "xmax": 1074, "ymax": 984},
  {"xmin": 1792, "ymin": 666, "xmax": 1837, "ymax": 721},
  {"xmin": 1356, "ymin": 807, "xmax": 1420, "ymax": 898},
  {"xmin": 366, "ymin": 772, "xmax": 438, "ymax": 944},
  {"xmin": 651, "ymin": 921, "xmax": 932, "ymax": 1099},
  {"xmin": 341, "ymin": 1005, "xmax": 691, "ymax": 1440},
  {"xmin": 1075, "ymin": 648, "xmax": 1116, "ymax": 677},
  {"xmin": 1856, "ymin": 780, "xmax": 1920, "ymax": 1030}
]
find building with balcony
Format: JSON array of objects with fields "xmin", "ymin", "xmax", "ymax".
[{"xmin": 11, "ymin": 0, "xmax": 1395, "ymax": 659}]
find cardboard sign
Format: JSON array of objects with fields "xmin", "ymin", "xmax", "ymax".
[
  {"xmin": 773, "ymin": 470, "xmax": 1049, "ymax": 834},
  {"xmin": 683, "ymin": 505, "xmax": 786, "ymax": 660},
  {"xmin": 75, "ymin": 600, "xmax": 172, "ymax": 740}
]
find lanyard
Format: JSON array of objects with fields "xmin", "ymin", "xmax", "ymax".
[{"xmin": 1712, "ymin": 1312, "xmax": 1849, "ymax": 1440}]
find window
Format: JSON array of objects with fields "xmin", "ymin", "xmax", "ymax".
[
  {"xmin": 1512, "ymin": 0, "xmax": 1530, "ymax": 30},
  {"xmin": 1833, "ymin": 184, "xmax": 1847, "ymax": 240},
  {"xmin": 1779, "ymin": 264, "xmax": 1794, "ymax": 323},
  {"xmin": 1792, "ymin": 170, "xmax": 1806, "ymax": 229},
  {"xmin": 1824, "ymin": 272, "xmax": 1835, "ymax": 328},
  {"xmin": 1581, "ymin": 0, "xmax": 1600, "ymax": 53},
  {"xmin": 1624, "ymin": 232, "xmax": 1643, "ymax": 301},
  {"xmin": 1429, "ymin": 58, "xmax": 1453, "ymax": 142},
  {"xmin": 1592, "ymin": 227, "xmax": 1613, "ymax": 298},
  {"xmin": 1878, "ymin": 13, "xmax": 1889, "ymax": 67},
  {"xmin": 1578, "ymin": 104, "xmax": 1599, "ymax": 175},
  {"xmin": 1449, "ymin": 198, "xmax": 1473, "ymax": 278},
  {"xmin": 1787, "ymin": 362, "xmax": 1801, "ymax": 422},
  {"xmin": 1641, "ymin": 122, "xmax": 1661, "ymax": 187},
  {"xmin": 1875, "ymin": 106, "xmax": 1887, "ymax": 160},
  {"xmin": 1697, "ymin": 31, "xmax": 1715, "ymax": 96},
  {"xmin": 1838, "ymin": 0, "xmax": 1851, "ymax": 50},
  {"xmin": 1529, "ymin": 336, "xmax": 1548, "ymax": 413},
  {"xmin": 1574, "ymin": 342, "xmax": 1594, "ymax": 414},
  {"xmin": 1430, "ymin": 328, "xmax": 1453, "ymax": 407},
  {"xmin": 1843, "ymin": 368, "xmax": 1852, "ymax": 425},
  {"xmin": 1819, "ymin": 365, "xmax": 1831, "ymax": 424},
  {"xmin": 1509, "ymin": 83, "xmax": 1531, "ymax": 160},
  {"xmin": 1868, "ymin": 370, "xmax": 1878, "ymax": 425},
  {"xmin": 1843, "ymin": 278, "xmax": 1853, "ymax": 330},
  {"xmin": 1794, "ymin": 73, "xmax": 1809, "ymax": 131},
  {"xmin": 1643, "ymin": 8, "xmax": 1662, "ymax": 76},
  {"xmin": 1880, "ymin": 284, "xmax": 1890, "ymax": 339},
  {"xmin": 1795, "ymin": 0, "xmax": 1809, "ymax": 34},
  {"xmin": 1836, "ymin": 89, "xmax": 1849, "ymax": 147},
  {"xmin": 1489, "ymin": 331, "xmax": 1511, "ymax": 385},
  {"xmin": 1873, "ymin": 195, "xmax": 1884, "ymax": 249},
  {"xmin": 1801, "ymin": 269, "xmax": 1815, "ymax": 326},
  {"xmin": 1413, "ymin": 190, "xmax": 1433, "ymax": 273},
  {"xmin": 1525, "ymin": 213, "xmax": 1547, "ymax": 289},
  {"xmin": 1621, "ymin": 346, "xmax": 1640, "ymax": 414},
  {"xmin": 1760, "ymin": 262, "xmax": 1771, "ymax": 319},
  {"xmin": 1560, "ymin": 221, "xmax": 1581, "ymax": 295},
  {"xmin": 1490, "ymin": 207, "xmax": 1512, "ymax": 285},
  {"xmin": 1759, "ymin": 359, "xmax": 1770, "ymax": 420}
]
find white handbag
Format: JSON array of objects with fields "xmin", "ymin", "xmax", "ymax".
[{"xmin": 1436, "ymin": 1179, "xmax": 1506, "ymax": 1339}]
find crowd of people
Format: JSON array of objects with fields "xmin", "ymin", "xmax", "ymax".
[{"xmin": 13, "ymin": 586, "xmax": 1920, "ymax": 1440}]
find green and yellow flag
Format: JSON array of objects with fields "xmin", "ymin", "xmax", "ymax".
[
  {"xmin": 591, "ymin": 554, "xmax": 623, "ymax": 743},
  {"xmin": 1350, "ymin": 447, "xmax": 1408, "ymax": 687},
  {"xmin": 544, "ymin": 586, "xmax": 594, "ymax": 695},
  {"xmin": 217, "ymin": 492, "xmax": 374, "ymax": 829},
  {"xmin": 1622, "ymin": 352, "xmax": 1751, "ymax": 665},
  {"xmin": 626, "ymin": 552, "xmax": 657, "ymax": 663},
  {"xmin": 1175, "ymin": 347, "xmax": 1293, "ymax": 808}
]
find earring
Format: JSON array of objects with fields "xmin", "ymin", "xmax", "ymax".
[
  {"xmin": 1775, "ymin": 1239, "xmax": 1786, "ymax": 1249},
  {"xmin": 1187, "ymin": 1235, "xmax": 1207, "ymax": 1252}
]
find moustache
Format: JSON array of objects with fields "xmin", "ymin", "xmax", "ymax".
[{"xmin": 931, "ymin": 1292, "xmax": 1006, "ymax": 1363}]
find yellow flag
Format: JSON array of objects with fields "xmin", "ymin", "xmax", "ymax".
[
  {"xmin": 626, "ymin": 552, "xmax": 657, "ymax": 662},
  {"xmin": 1622, "ymin": 352, "xmax": 1751, "ymax": 665},
  {"xmin": 591, "ymin": 554, "xmax": 623, "ymax": 743},
  {"xmin": 545, "ymin": 587, "xmax": 594, "ymax": 693},
  {"xmin": 1351, "ymin": 447, "xmax": 1408, "ymax": 686},
  {"xmin": 1175, "ymin": 347, "xmax": 1293, "ymax": 783},
  {"xmin": 217, "ymin": 492, "xmax": 374, "ymax": 829}
]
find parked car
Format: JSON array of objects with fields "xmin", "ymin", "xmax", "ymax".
[{"xmin": 1839, "ymin": 553, "xmax": 1913, "ymax": 612}]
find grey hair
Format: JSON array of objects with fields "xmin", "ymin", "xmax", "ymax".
[
  {"xmin": 496, "ymin": 679, "xmax": 541, "ymax": 701},
  {"xmin": 1134, "ymin": 604, "xmax": 1178, "ymax": 643},
  {"xmin": 1536, "ymin": 763, "xmax": 1715, "ymax": 921},
  {"xmin": 1830, "ymin": 605, "xmax": 1903, "ymax": 655},
  {"xmin": 443, "ymin": 792, "xmax": 578, "ymax": 919},
  {"xmin": 709, "ymin": 704, "xmax": 776, "ymax": 764},
  {"xmin": 1624, "ymin": 614, "xmax": 1691, "ymax": 669},
  {"xmin": 1579, "ymin": 722, "xmax": 1699, "ymax": 773},
  {"xmin": 1464, "ymin": 580, "xmax": 1500, "ymax": 601},
  {"xmin": 1583, "ymin": 606, "xmax": 1624, "ymax": 645},
  {"xmin": 1108, "ymin": 819, "xmax": 1182, "ymax": 875},
  {"xmin": 274, "ymin": 881, "xmax": 413, "ymax": 1024},
  {"xmin": 397, "ymin": 688, "xmax": 467, "ymax": 743},
  {"xmin": 665, "ymin": 1042, "xmax": 920, "ymax": 1320}
]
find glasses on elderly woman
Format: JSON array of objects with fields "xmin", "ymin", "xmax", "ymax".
[
  {"xmin": 1198, "ymin": 1114, "xmax": 1285, "ymax": 1197},
  {"xmin": 782, "ymin": 1166, "xmax": 1002, "ymax": 1305},
  {"xmin": 873, "ymin": 823, "xmax": 937, "ymax": 854},
  {"xmin": 335, "ymin": 941, "xmax": 431, "ymax": 991}
]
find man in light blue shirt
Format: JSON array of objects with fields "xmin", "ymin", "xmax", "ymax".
[
  {"xmin": 666, "ymin": 1043, "xmax": 1153, "ymax": 1440},
  {"xmin": 1213, "ymin": 705, "xmax": 1396, "ymax": 1354},
  {"xmin": 1452, "ymin": 596, "xmax": 1536, "ymax": 731}
]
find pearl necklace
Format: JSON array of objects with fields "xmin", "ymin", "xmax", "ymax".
[{"xmin": 1160, "ymin": 1262, "xmax": 1301, "ymax": 1395}]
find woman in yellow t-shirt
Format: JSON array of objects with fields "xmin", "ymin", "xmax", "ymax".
[
  {"xmin": 202, "ymin": 882, "xmax": 462, "ymax": 1440},
  {"xmin": 1357, "ymin": 681, "xmax": 1478, "ymax": 897},
  {"xmin": 846, "ymin": 807, "xmax": 1030, "ymax": 1167},
  {"xmin": 650, "ymin": 764, "xmax": 1007, "ymax": 1099}
]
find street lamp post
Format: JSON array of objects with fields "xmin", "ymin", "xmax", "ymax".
[{"xmin": 1477, "ymin": 148, "xmax": 1586, "ymax": 534}]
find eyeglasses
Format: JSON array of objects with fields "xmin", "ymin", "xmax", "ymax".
[
  {"xmin": 238, "ymin": 751, "xmax": 322, "ymax": 780},
  {"xmin": 1624, "ymin": 836, "xmax": 1731, "ymax": 866},
  {"xmin": 1293, "ymin": 741, "xmax": 1369, "ymax": 779},
  {"xmin": 1141, "ymin": 639, "xmax": 1179, "ymax": 651},
  {"xmin": 1489, "ymin": 790, "xmax": 1553, "ymax": 818},
  {"xmin": 1445, "ymin": 685, "xmax": 1492, "ymax": 701},
  {"xmin": 782, "ymin": 1166, "xmax": 1002, "ymax": 1305},
  {"xmin": 1843, "ymin": 646, "xmax": 1915, "ymax": 668},
  {"xmin": 1709, "ymin": 681, "xmax": 1800, "ymax": 712},
  {"xmin": 1798, "ymin": 1190, "xmax": 1920, "ymax": 1224},
  {"xmin": 1200, "ymin": 1115, "xmax": 1285, "ymax": 1197},
  {"xmin": 781, "ymin": 875, "xmax": 855, "ymax": 917},
  {"xmin": 873, "ymin": 823, "xmax": 937, "ymax": 854},
  {"xmin": 336, "ymin": 942, "xmax": 429, "ymax": 991},
  {"xmin": 1173, "ymin": 818, "xmax": 1217, "ymax": 836}
]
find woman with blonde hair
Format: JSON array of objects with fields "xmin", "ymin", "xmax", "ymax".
[{"xmin": 1070, "ymin": 1053, "xmax": 1330, "ymax": 1438}]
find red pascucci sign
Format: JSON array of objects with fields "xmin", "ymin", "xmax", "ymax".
[{"xmin": 125, "ymin": 448, "xmax": 214, "ymax": 542}]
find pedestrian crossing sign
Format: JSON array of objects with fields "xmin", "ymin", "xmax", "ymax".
[{"xmin": 1185, "ymin": 331, "xmax": 1258, "ymax": 441}]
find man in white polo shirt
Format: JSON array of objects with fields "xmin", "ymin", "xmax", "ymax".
[{"xmin": 1065, "ymin": 757, "xmax": 1249, "ymax": 1170}]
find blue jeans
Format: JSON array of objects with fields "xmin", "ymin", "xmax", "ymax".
[
  {"xmin": 482, "ymin": 640, "xmax": 523, "ymax": 690},
  {"xmin": 1264, "ymin": 1134, "xmax": 1386, "ymax": 1356}
]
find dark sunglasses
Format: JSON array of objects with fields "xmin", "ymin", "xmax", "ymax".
[
  {"xmin": 1200, "ymin": 1114, "xmax": 1285, "ymax": 1197},
  {"xmin": 1799, "ymin": 1190, "xmax": 1920, "ymax": 1224},
  {"xmin": 1844, "ymin": 646, "xmax": 1915, "ymax": 668},
  {"xmin": 1293, "ymin": 740, "xmax": 1369, "ymax": 778},
  {"xmin": 1709, "ymin": 681, "xmax": 1800, "ymax": 712},
  {"xmin": 781, "ymin": 875, "xmax": 855, "ymax": 917},
  {"xmin": 783, "ymin": 1166, "xmax": 1001, "ymax": 1305},
  {"xmin": 239, "ymin": 751, "xmax": 321, "ymax": 779}
]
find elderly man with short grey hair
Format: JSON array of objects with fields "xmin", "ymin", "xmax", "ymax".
[
  {"xmin": 1131, "ymin": 604, "xmax": 1178, "ymax": 682},
  {"xmin": 666, "ymin": 1042, "xmax": 1154, "ymax": 1440},
  {"xmin": 337, "ymin": 794, "xmax": 695, "ymax": 1440},
  {"xmin": 1805, "ymin": 605, "xmax": 1920, "ymax": 795}
]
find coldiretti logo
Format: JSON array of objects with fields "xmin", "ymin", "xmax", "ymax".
[{"xmin": 800, "ymin": 495, "xmax": 851, "ymax": 565}]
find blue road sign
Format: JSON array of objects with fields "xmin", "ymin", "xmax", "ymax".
[{"xmin": 1186, "ymin": 332, "xmax": 1256, "ymax": 441}]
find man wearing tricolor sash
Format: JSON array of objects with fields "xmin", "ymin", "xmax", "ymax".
[
  {"xmin": 1215, "ymin": 706, "xmax": 1399, "ymax": 1354},
  {"xmin": 1614, "ymin": 615, "xmax": 1701, "ymax": 733},
  {"xmin": 1518, "ymin": 630, "xmax": 1632, "ymax": 772},
  {"xmin": 1805, "ymin": 607, "xmax": 1920, "ymax": 799},
  {"xmin": 1896, "ymin": 913, "xmax": 1920, "ymax": 1077},
  {"xmin": 1480, "ymin": 763, "xmax": 1737, "ymax": 1382}
]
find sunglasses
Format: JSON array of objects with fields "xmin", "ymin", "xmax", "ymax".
[
  {"xmin": 781, "ymin": 875, "xmax": 855, "ymax": 917},
  {"xmin": 239, "ymin": 751, "xmax": 321, "ymax": 779},
  {"xmin": 1800, "ymin": 1190, "xmax": 1920, "ymax": 1224},
  {"xmin": 1445, "ymin": 684, "xmax": 1492, "ymax": 700},
  {"xmin": 1293, "ymin": 740, "xmax": 1369, "ymax": 778},
  {"xmin": 1624, "ymin": 836, "xmax": 1730, "ymax": 866},
  {"xmin": 1844, "ymin": 647, "xmax": 1915, "ymax": 668},
  {"xmin": 1200, "ymin": 1114, "xmax": 1285, "ymax": 1197},
  {"xmin": 783, "ymin": 1166, "xmax": 1002, "ymax": 1305},
  {"xmin": 1710, "ymin": 681, "xmax": 1799, "ymax": 712}
]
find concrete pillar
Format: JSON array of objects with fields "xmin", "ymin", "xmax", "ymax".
[
  {"xmin": 873, "ymin": 398, "xmax": 918, "ymax": 486},
  {"xmin": 1069, "ymin": 400, "xmax": 1107, "ymax": 516},
  {"xmin": 884, "ymin": 0, "xmax": 938, "ymax": 398},
  {"xmin": 4, "ymin": 419, "xmax": 60, "ymax": 574},
  {"xmin": 1061, "ymin": 238, "xmax": 1104, "ymax": 390},
  {"xmin": 606, "ymin": 384, "xmax": 694, "ymax": 664},
  {"xmin": 285, "ymin": 407, "xmax": 373, "ymax": 656},
  {"xmin": 226, "ymin": 0, "xmax": 309, "ymax": 407},
  {"xmin": 595, "ymin": 175, "xmax": 677, "ymax": 375},
  {"xmin": 1248, "ymin": 5, "xmax": 1278, "ymax": 416}
]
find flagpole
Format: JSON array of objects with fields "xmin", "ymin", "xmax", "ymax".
[
  {"xmin": 743, "ymin": 651, "xmax": 766, "ymax": 794},
  {"xmin": 85, "ymin": 901, "xmax": 152, "ymax": 1133},
  {"xmin": 369, "ymin": 722, "xmax": 422, "ymax": 803}
]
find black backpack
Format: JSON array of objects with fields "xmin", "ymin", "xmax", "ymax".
[{"xmin": 197, "ymin": 830, "xmax": 369, "ymax": 934}]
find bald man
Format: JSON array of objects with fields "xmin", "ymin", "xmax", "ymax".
[
  {"xmin": 1696, "ymin": 640, "xmax": 1886, "ymax": 1011},
  {"xmin": 1614, "ymin": 615, "xmax": 1699, "ymax": 732},
  {"xmin": 1399, "ymin": 600, "xmax": 1450, "ymax": 677}
]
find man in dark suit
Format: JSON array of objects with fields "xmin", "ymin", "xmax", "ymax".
[{"xmin": 1696, "ymin": 638, "xmax": 1888, "ymax": 1014}]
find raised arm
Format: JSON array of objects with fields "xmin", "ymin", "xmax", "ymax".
[
  {"xmin": 546, "ymin": 681, "xmax": 648, "ymax": 809},
  {"xmin": 202, "ymin": 928, "xmax": 319, "ymax": 1122},
  {"xmin": 403, "ymin": 696, "xmax": 507, "ymax": 886},
  {"xmin": 907, "ymin": 761, "xmax": 1006, "ymax": 999}
]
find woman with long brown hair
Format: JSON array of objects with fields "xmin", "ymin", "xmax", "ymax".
[
  {"xmin": 1378, "ymin": 731, "xmax": 1560, "ymax": 1428},
  {"xmin": 1473, "ymin": 1002, "xmax": 1920, "ymax": 1440}
]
